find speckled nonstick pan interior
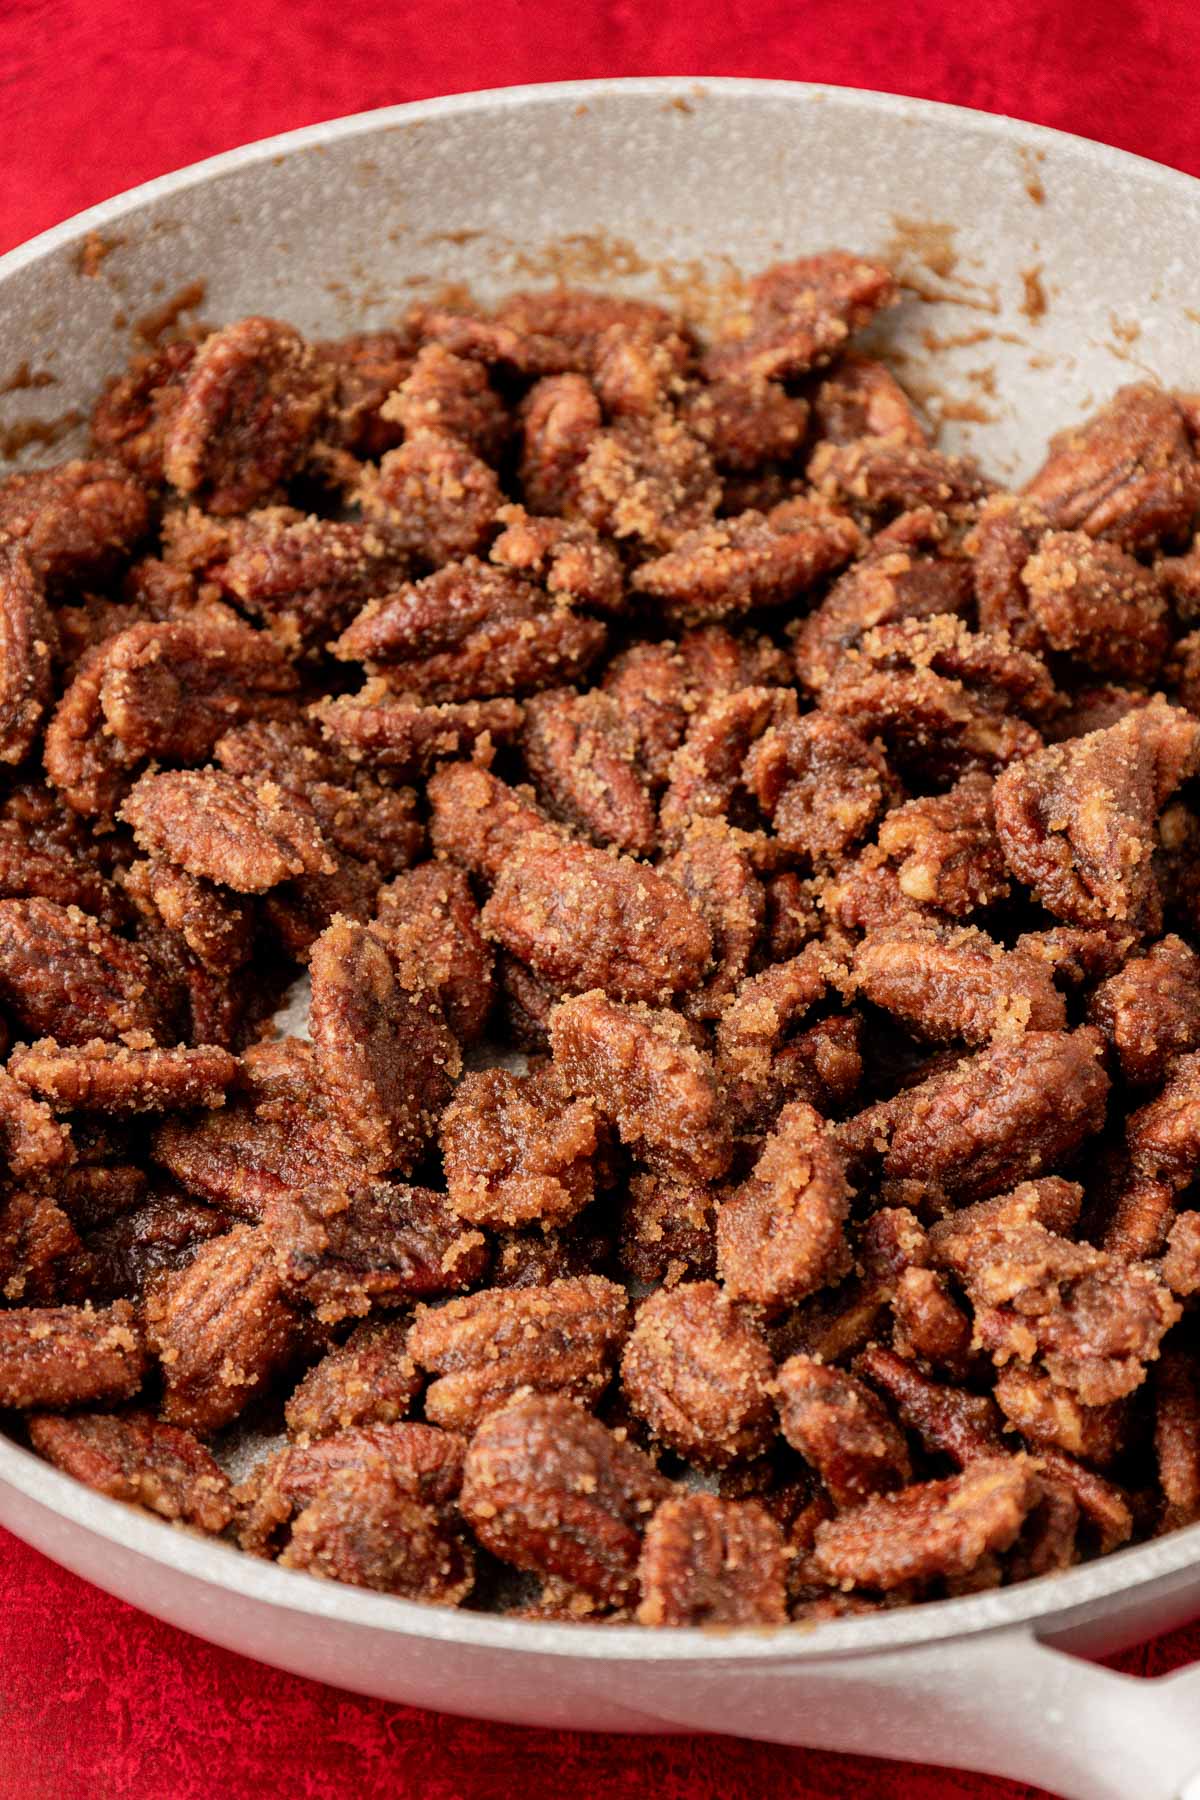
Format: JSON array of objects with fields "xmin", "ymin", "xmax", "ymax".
[{"xmin": 1, "ymin": 79, "xmax": 1199, "ymax": 1800}]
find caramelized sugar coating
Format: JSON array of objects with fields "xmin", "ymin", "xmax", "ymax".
[{"xmin": 2, "ymin": 248, "xmax": 1199, "ymax": 1629}]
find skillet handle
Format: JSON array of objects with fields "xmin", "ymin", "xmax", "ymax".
[{"xmin": 602, "ymin": 1626, "xmax": 1200, "ymax": 1799}]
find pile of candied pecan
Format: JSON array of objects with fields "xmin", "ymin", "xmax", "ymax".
[{"xmin": 0, "ymin": 249, "xmax": 1198, "ymax": 1628}]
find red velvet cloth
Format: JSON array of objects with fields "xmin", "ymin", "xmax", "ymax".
[{"xmin": 2, "ymin": 3, "xmax": 1200, "ymax": 1794}]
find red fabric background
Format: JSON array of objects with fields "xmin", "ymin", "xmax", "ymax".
[{"xmin": 2, "ymin": 2, "xmax": 1200, "ymax": 1794}]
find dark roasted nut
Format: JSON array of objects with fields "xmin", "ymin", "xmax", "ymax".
[
  {"xmin": 84, "ymin": 1191, "xmax": 231, "ymax": 1301},
  {"xmin": 146, "ymin": 1225, "xmax": 299, "ymax": 1434},
  {"xmin": 813, "ymin": 354, "xmax": 927, "ymax": 447},
  {"xmin": 91, "ymin": 339, "xmax": 198, "ymax": 480},
  {"xmin": 284, "ymin": 1319, "xmax": 421, "ymax": 1440},
  {"xmin": 0, "ymin": 1301, "xmax": 146, "ymax": 1409},
  {"xmin": 9, "ymin": 1037, "xmax": 237, "ymax": 1114},
  {"xmin": 1022, "ymin": 384, "xmax": 1200, "ymax": 549},
  {"xmin": 621, "ymin": 1282, "xmax": 775, "ymax": 1466},
  {"xmin": 617, "ymin": 1176, "xmax": 717, "ymax": 1288},
  {"xmin": 550, "ymin": 990, "xmax": 732, "ymax": 1184},
  {"xmin": 482, "ymin": 837, "xmax": 712, "ymax": 1006},
  {"xmin": 459, "ymin": 1393, "xmax": 670, "ymax": 1605},
  {"xmin": 1087, "ymin": 935, "xmax": 1200, "ymax": 1084},
  {"xmin": 310, "ymin": 916, "xmax": 461, "ymax": 1174},
  {"xmin": 1155, "ymin": 1350, "xmax": 1200, "ymax": 1529},
  {"xmin": 122, "ymin": 858, "xmax": 254, "ymax": 976},
  {"xmin": 0, "ymin": 1190, "xmax": 88, "ymax": 1304},
  {"xmin": 717, "ymin": 1100, "xmax": 851, "ymax": 1308},
  {"xmin": 521, "ymin": 687, "xmax": 657, "ymax": 856},
  {"xmin": 0, "ymin": 898, "xmax": 168, "ymax": 1044},
  {"xmin": 263, "ymin": 1183, "xmax": 488, "ymax": 1322},
  {"xmin": 856, "ymin": 1346, "xmax": 1007, "ymax": 1468},
  {"xmin": 280, "ymin": 1465, "xmax": 474, "ymax": 1601},
  {"xmin": 0, "ymin": 542, "xmax": 54, "ymax": 766},
  {"xmin": 775, "ymin": 1355, "xmax": 911, "ymax": 1507},
  {"xmin": 28, "ymin": 1410, "xmax": 232, "ymax": 1532},
  {"xmin": 163, "ymin": 316, "xmax": 331, "ymax": 514},
  {"xmin": 313, "ymin": 328, "xmax": 414, "ymax": 455},
  {"xmin": 811, "ymin": 1457, "xmax": 1042, "ymax": 1590},
  {"xmin": 662, "ymin": 825, "xmax": 764, "ymax": 1019},
  {"xmin": 408, "ymin": 1275, "xmax": 628, "ymax": 1431},
  {"xmin": 440, "ymin": 1066, "xmax": 598, "ymax": 1229},
  {"xmin": 636, "ymin": 1493, "xmax": 788, "ymax": 1627},
  {"xmin": 743, "ymin": 712, "xmax": 891, "ymax": 865}
]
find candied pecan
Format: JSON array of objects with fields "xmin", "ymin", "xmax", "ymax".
[
  {"xmin": 550, "ymin": 991, "xmax": 731, "ymax": 1183},
  {"xmin": 264, "ymin": 1182, "xmax": 487, "ymax": 1322},
  {"xmin": 146, "ymin": 1224, "xmax": 299, "ymax": 1434},
  {"xmin": 0, "ymin": 1301, "xmax": 145, "ymax": 1409},
  {"xmin": 8, "ymin": 1037, "xmax": 236, "ymax": 1114},
  {"xmin": 1021, "ymin": 531, "xmax": 1169, "ymax": 681},
  {"xmin": 357, "ymin": 430, "xmax": 501, "ymax": 566},
  {"xmin": 1163, "ymin": 1211, "xmax": 1200, "ymax": 1296},
  {"xmin": 121, "ymin": 858, "xmax": 254, "ymax": 975},
  {"xmin": 459, "ymin": 1393, "xmax": 669, "ymax": 1605},
  {"xmin": 84, "ymin": 1192, "xmax": 232, "ymax": 1300},
  {"xmin": 812, "ymin": 1456, "xmax": 1041, "ymax": 1590},
  {"xmin": 1167, "ymin": 629, "xmax": 1200, "ymax": 716},
  {"xmin": 1022, "ymin": 383, "xmax": 1200, "ymax": 549},
  {"xmin": 490, "ymin": 505, "xmax": 624, "ymax": 615},
  {"xmin": 0, "ymin": 1191, "xmax": 88, "ymax": 1305},
  {"xmin": 482, "ymin": 835, "xmax": 711, "ymax": 1006},
  {"xmin": 1035, "ymin": 1447, "xmax": 1133, "ymax": 1551},
  {"xmin": 521, "ymin": 686, "xmax": 656, "ymax": 856},
  {"xmin": 717, "ymin": 1100, "xmax": 851, "ymax": 1308},
  {"xmin": 590, "ymin": 320, "xmax": 688, "ymax": 419},
  {"xmin": 995, "ymin": 700, "xmax": 1200, "ymax": 935},
  {"xmin": 0, "ymin": 1061, "xmax": 73, "ymax": 1178},
  {"xmin": 890, "ymin": 1266, "xmax": 973, "ymax": 1373},
  {"xmin": 280, "ymin": 1465, "xmax": 474, "ymax": 1601},
  {"xmin": 518, "ymin": 373, "xmax": 603, "ymax": 515},
  {"xmin": 874, "ymin": 772, "xmax": 1010, "ymax": 917},
  {"xmin": 58, "ymin": 1162, "xmax": 149, "ymax": 1232},
  {"xmin": 1087, "ymin": 935, "xmax": 1200, "ymax": 1084},
  {"xmin": 574, "ymin": 413, "xmax": 719, "ymax": 553},
  {"xmin": 163, "ymin": 317, "xmax": 330, "ymax": 514},
  {"xmin": 764, "ymin": 869, "xmax": 822, "ymax": 960},
  {"xmin": 993, "ymin": 1367, "xmax": 1127, "ymax": 1465},
  {"xmin": 621, "ymin": 1282, "xmax": 775, "ymax": 1466},
  {"xmin": 702, "ymin": 252, "xmax": 896, "ymax": 383},
  {"xmin": 852, "ymin": 927, "xmax": 1066, "ymax": 1046},
  {"xmin": 284, "ymin": 1319, "xmax": 421, "ymax": 1440},
  {"xmin": 96, "ymin": 618, "xmax": 297, "ymax": 763},
  {"xmin": 28, "ymin": 1410, "xmax": 232, "ymax": 1532},
  {"xmin": 617, "ymin": 1176, "xmax": 717, "ymax": 1288},
  {"xmin": 314, "ymin": 687, "xmax": 521, "ymax": 780},
  {"xmin": 0, "ymin": 898, "xmax": 166, "ymax": 1044},
  {"xmin": 660, "ymin": 684, "xmax": 797, "ymax": 853},
  {"xmin": 857, "ymin": 1346, "xmax": 1007, "ymax": 1467},
  {"xmin": 440, "ymin": 1066, "xmax": 598, "ymax": 1229},
  {"xmin": 0, "ymin": 788, "xmax": 123, "ymax": 921},
  {"xmin": 371, "ymin": 862, "xmax": 494, "ymax": 1044},
  {"xmin": 152, "ymin": 1096, "xmax": 338, "ymax": 1217},
  {"xmin": 793, "ymin": 547, "xmax": 974, "ymax": 694},
  {"xmin": 683, "ymin": 376, "xmax": 808, "ymax": 478},
  {"xmin": 210, "ymin": 510, "xmax": 411, "ymax": 648},
  {"xmin": 661, "ymin": 825, "xmax": 764, "ymax": 1018},
  {"xmin": 121, "ymin": 769, "xmax": 335, "ymax": 893},
  {"xmin": 0, "ymin": 542, "xmax": 54, "ymax": 766},
  {"xmin": 743, "ymin": 712, "xmax": 892, "ymax": 865},
  {"xmin": 334, "ymin": 559, "xmax": 606, "ymax": 700},
  {"xmin": 864, "ymin": 1030, "xmax": 1109, "ymax": 1209},
  {"xmin": 636, "ymin": 1493, "xmax": 787, "ymax": 1627},
  {"xmin": 775, "ymin": 1355, "xmax": 910, "ymax": 1507},
  {"xmin": 235, "ymin": 1420, "xmax": 466, "ymax": 1556},
  {"xmin": 968, "ymin": 493, "xmax": 1053, "ymax": 647},
  {"xmin": 381, "ymin": 343, "xmax": 508, "ymax": 460},
  {"xmin": 427, "ymin": 762, "xmax": 553, "ymax": 879},
  {"xmin": 309, "ymin": 917, "xmax": 461, "ymax": 1174},
  {"xmin": 818, "ymin": 614, "xmax": 1052, "ymax": 780},
  {"xmin": 408, "ymin": 1275, "xmax": 628, "ymax": 1431},
  {"xmin": 809, "ymin": 436, "xmax": 987, "ymax": 519},
  {"xmin": 312, "ymin": 328, "xmax": 414, "ymax": 456},
  {"xmin": 43, "ymin": 645, "xmax": 140, "ymax": 821},
  {"xmin": 1155, "ymin": 1349, "xmax": 1200, "ymax": 1529},
  {"xmin": 91, "ymin": 338, "xmax": 199, "ymax": 481},
  {"xmin": 0, "ymin": 459, "xmax": 150, "ymax": 591},
  {"xmin": 714, "ymin": 944, "xmax": 834, "ymax": 1097},
  {"xmin": 495, "ymin": 288, "xmax": 686, "ymax": 372},
  {"xmin": 631, "ymin": 505, "xmax": 861, "ymax": 625},
  {"xmin": 812, "ymin": 354, "xmax": 927, "ymax": 447}
]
